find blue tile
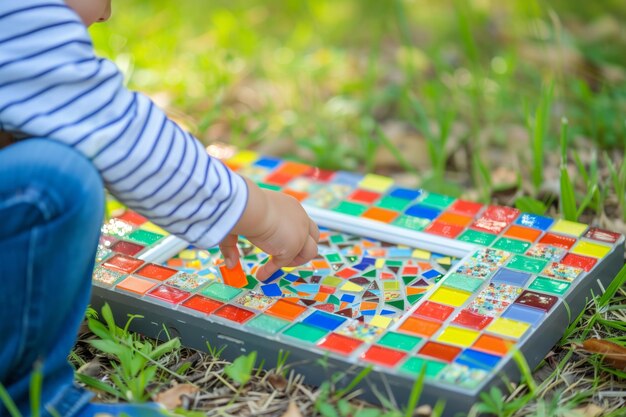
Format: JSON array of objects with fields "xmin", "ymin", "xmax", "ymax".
[
  {"xmin": 405, "ymin": 204, "xmax": 440, "ymax": 220},
  {"xmin": 261, "ymin": 283, "xmax": 282, "ymax": 297},
  {"xmin": 333, "ymin": 171, "xmax": 363, "ymax": 186},
  {"xmin": 502, "ymin": 304, "xmax": 545, "ymax": 327},
  {"xmin": 253, "ymin": 156, "xmax": 282, "ymax": 169},
  {"xmin": 389, "ymin": 187, "xmax": 422, "ymax": 200},
  {"xmin": 491, "ymin": 268, "xmax": 531, "ymax": 286},
  {"xmin": 302, "ymin": 310, "xmax": 346, "ymax": 331},
  {"xmin": 262, "ymin": 269, "xmax": 285, "ymax": 283},
  {"xmin": 340, "ymin": 294, "xmax": 355, "ymax": 303},
  {"xmin": 515, "ymin": 213, "xmax": 554, "ymax": 230},
  {"xmin": 456, "ymin": 349, "xmax": 501, "ymax": 371},
  {"xmin": 284, "ymin": 273, "xmax": 299, "ymax": 282},
  {"xmin": 422, "ymin": 269, "xmax": 442, "ymax": 279}
]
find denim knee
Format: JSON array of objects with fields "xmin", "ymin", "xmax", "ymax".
[{"xmin": 0, "ymin": 138, "xmax": 104, "ymax": 236}]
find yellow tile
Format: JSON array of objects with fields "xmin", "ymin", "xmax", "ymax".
[
  {"xmin": 341, "ymin": 281, "xmax": 363, "ymax": 292},
  {"xmin": 178, "ymin": 250, "xmax": 197, "ymax": 260},
  {"xmin": 550, "ymin": 219, "xmax": 588, "ymax": 237},
  {"xmin": 227, "ymin": 150, "xmax": 258, "ymax": 166},
  {"xmin": 106, "ymin": 200, "xmax": 125, "ymax": 217},
  {"xmin": 375, "ymin": 259, "xmax": 385, "ymax": 269},
  {"xmin": 359, "ymin": 174, "xmax": 394, "ymax": 192},
  {"xmin": 411, "ymin": 249, "xmax": 431, "ymax": 260},
  {"xmin": 428, "ymin": 287, "xmax": 471, "ymax": 307},
  {"xmin": 370, "ymin": 315, "xmax": 392, "ymax": 328},
  {"xmin": 487, "ymin": 318, "xmax": 530, "ymax": 339},
  {"xmin": 140, "ymin": 222, "xmax": 167, "ymax": 235},
  {"xmin": 383, "ymin": 281, "xmax": 399, "ymax": 291},
  {"xmin": 571, "ymin": 241, "xmax": 612, "ymax": 259},
  {"xmin": 436, "ymin": 326, "xmax": 479, "ymax": 347}
]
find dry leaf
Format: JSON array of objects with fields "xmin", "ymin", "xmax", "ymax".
[
  {"xmin": 268, "ymin": 373, "xmax": 288, "ymax": 391},
  {"xmin": 154, "ymin": 383, "xmax": 200, "ymax": 410},
  {"xmin": 280, "ymin": 401, "xmax": 303, "ymax": 417},
  {"xmin": 574, "ymin": 403, "xmax": 605, "ymax": 417},
  {"xmin": 582, "ymin": 338, "xmax": 626, "ymax": 370}
]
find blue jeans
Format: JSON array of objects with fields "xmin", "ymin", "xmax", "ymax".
[{"xmin": 0, "ymin": 139, "xmax": 162, "ymax": 417}]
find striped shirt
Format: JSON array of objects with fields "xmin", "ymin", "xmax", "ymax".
[{"xmin": 0, "ymin": 0, "xmax": 248, "ymax": 248}]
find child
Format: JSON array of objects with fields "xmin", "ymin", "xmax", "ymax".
[{"xmin": 0, "ymin": 1, "xmax": 319, "ymax": 416}]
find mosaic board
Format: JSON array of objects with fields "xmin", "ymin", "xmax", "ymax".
[{"xmin": 90, "ymin": 152, "xmax": 624, "ymax": 416}]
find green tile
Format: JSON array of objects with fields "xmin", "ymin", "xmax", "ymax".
[
  {"xmin": 282, "ymin": 323, "xmax": 328, "ymax": 343},
  {"xmin": 442, "ymin": 273, "xmax": 484, "ymax": 293},
  {"xmin": 419, "ymin": 193, "xmax": 455, "ymax": 209},
  {"xmin": 376, "ymin": 196, "xmax": 411, "ymax": 211},
  {"xmin": 377, "ymin": 332, "xmax": 421, "ymax": 352},
  {"xmin": 492, "ymin": 237, "xmax": 531, "ymax": 254},
  {"xmin": 458, "ymin": 230, "xmax": 497, "ymax": 246},
  {"xmin": 400, "ymin": 357, "xmax": 446, "ymax": 379},
  {"xmin": 244, "ymin": 275, "xmax": 258, "ymax": 290},
  {"xmin": 200, "ymin": 283, "xmax": 242, "ymax": 301},
  {"xmin": 333, "ymin": 201, "xmax": 368, "ymax": 216},
  {"xmin": 393, "ymin": 215, "xmax": 430, "ymax": 231},
  {"xmin": 127, "ymin": 229, "xmax": 164, "ymax": 245},
  {"xmin": 258, "ymin": 182, "xmax": 281, "ymax": 191},
  {"xmin": 325, "ymin": 253, "xmax": 342, "ymax": 263},
  {"xmin": 329, "ymin": 234, "xmax": 345, "ymax": 243},
  {"xmin": 529, "ymin": 276, "xmax": 570, "ymax": 296},
  {"xmin": 246, "ymin": 314, "xmax": 289, "ymax": 334},
  {"xmin": 507, "ymin": 255, "xmax": 548, "ymax": 274}
]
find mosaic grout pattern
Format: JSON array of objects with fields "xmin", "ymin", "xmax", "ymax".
[{"xmin": 92, "ymin": 153, "xmax": 623, "ymax": 396}]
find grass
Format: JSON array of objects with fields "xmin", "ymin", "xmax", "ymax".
[{"xmin": 62, "ymin": 0, "xmax": 626, "ymax": 416}]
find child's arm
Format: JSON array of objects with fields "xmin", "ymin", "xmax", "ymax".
[{"xmin": 0, "ymin": 0, "xmax": 318, "ymax": 277}]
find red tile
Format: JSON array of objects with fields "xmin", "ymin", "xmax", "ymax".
[
  {"xmin": 425, "ymin": 221, "xmax": 464, "ymax": 238},
  {"xmin": 148, "ymin": 285, "xmax": 190, "ymax": 304},
  {"xmin": 303, "ymin": 167, "xmax": 335, "ymax": 182},
  {"xmin": 539, "ymin": 233, "xmax": 577, "ymax": 249},
  {"xmin": 483, "ymin": 205, "xmax": 520, "ymax": 222},
  {"xmin": 419, "ymin": 341, "xmax": 461, "ymax": 362},
  {"xmin": 135, "ymin": 264, "xmax": 178, "ymax": 281},
  {"xmin": 470, "ymin": 217, "xmax": 508, "ymax": 234},
  {"xmin": 515, "ymin": 290, "xmax": 558, "ymax": 312},
  {"xmin": 213, "ymin": 305, "xmax": 255, "ymax": 323},
  {"xmin": 561, "ymin": 253, "xmax": 597, "ymax": 272},
  {"xmin": 452, "ymin": 310, "xmax": 493, "ymax": 330},
  {"xmin": 449, "ymin": 200, "xmax": 483, "ymax": 216},
  {"xmin": 111, "ymin": 240, "xmax": 145, "ymax": 256},
  {"xmin": 182, "ymin": 295, "xmax": 223, "ymax": 314},
  {"xmin": 318, "ymin": 333, "xmax": 363, "ymax": 355},
  {"xmin": 361, "ymin": 345, "xmax": 406, "ymax": 367},
  {"xmin": 585, "ymin": 227, "xmax": 621, "ymax": 244},
  {"xmin": 264, "ymin": 171, "xmax": 292, "ymax": 186},
  {"xmin": 102, "ymin": 254, "xmax": 144, "ymax": 274},
  {"xmin": 413, "ymin": 301, "xmax": 454, "ymax": 322},
  {"xmin": 348, "ymin": 189, "xmax": 381, "ymax": 204},
  {"xmin": 116, "ymin": 211, "xmax": 148, "ymax": 226}
]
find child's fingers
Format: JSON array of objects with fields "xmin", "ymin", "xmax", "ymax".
[
  {"xmin": 309, "ymin": 219, "xmax": 320, "ymax": 242},
  {"xmin": 286, "ymin": 236, "xmax": 318, "ymax": 267},
  {"xmin": 218, "ymin": 233, "xmax": 239, "ymax": 269}
]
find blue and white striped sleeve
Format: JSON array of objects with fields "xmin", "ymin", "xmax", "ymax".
[{"xmin": 0, "ymin": 0, "xmax": 248, "ymax": 248}]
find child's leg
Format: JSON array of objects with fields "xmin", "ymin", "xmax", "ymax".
[{"xmin": 0, "ymin": 138, "xmax": 104, "ymax": 416}]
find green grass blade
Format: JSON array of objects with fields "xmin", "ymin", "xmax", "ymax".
[
  {"xmin": 0, "ymin": 383, "xmax": 22, "ymax": 417},
  {"xmin": 29, "ymin": 363, "xmax": 43, "ymax": 417},
  {"xmin": 335, "ymin": 366, "xmax": 372, "ymax": 399},
  {"xmin": 404, "ymin": 364, "xmax": 426, "ymax": 417}
]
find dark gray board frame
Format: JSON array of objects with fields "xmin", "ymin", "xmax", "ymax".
[{"xmin": 91, "ymin": 236, "xmax": 624, "ymax": 417}]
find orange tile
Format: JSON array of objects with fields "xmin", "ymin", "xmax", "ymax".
[
  {"xmin": 265, "ymin": 299, "xmax": 307, "ymax": 321},
  {"xmin": 406, "ymin": 287, "xmax": 428, "ymax": 295},
  {"xmin": 166, "ymin": 258, "xmax": 184, "ymax": 268},
  {"xmin": 437, "ymin": 212, "xmax": 474, "ymax": 227},
  {"xmin": 362, "ymin": 207, "xmax": 398, "ymax": 223},
  {"xmin": 398, "ymin": 317, "xmax": 441, "ymax": 337},
  {"xmin": 283, "ymin": 189, "xmax": 308, "ymax": 201},
  {"xmin": 219, "ymin": 260, "xmax": 247, "ymax": 288},
  {"xmin": 503, "ymin": 225, "xmax": 542, "ymax": 242},
  {"xmin": 276, "ymin": 161, "xmax": 311, "ymax": 176},
  {"xmin": 314, "ymin": 292, "xmax": 328, "ymax": 302},
  {"xmin": 472, "ymin": 334, "xmax": 513, "ymax": 356},
  {"xmin": 311, "ymin": 259, "xmax": 329, "ymax": 270},
  {"xmin": 360, "ymin": 301, "xmax": 378, "ymax": 310},
  {"xmin": 116, "ymin": 276, "xmax": 156, "ymax": 295}
]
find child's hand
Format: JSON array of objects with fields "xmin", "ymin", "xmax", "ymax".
[{"xmin": 220, "ymin": 177, "xmax": 319, "ymax": 281}]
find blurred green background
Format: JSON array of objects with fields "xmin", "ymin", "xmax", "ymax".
[{"xmin": 90, "ymin": 0, "xmax": 626, "ymax": 215}]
